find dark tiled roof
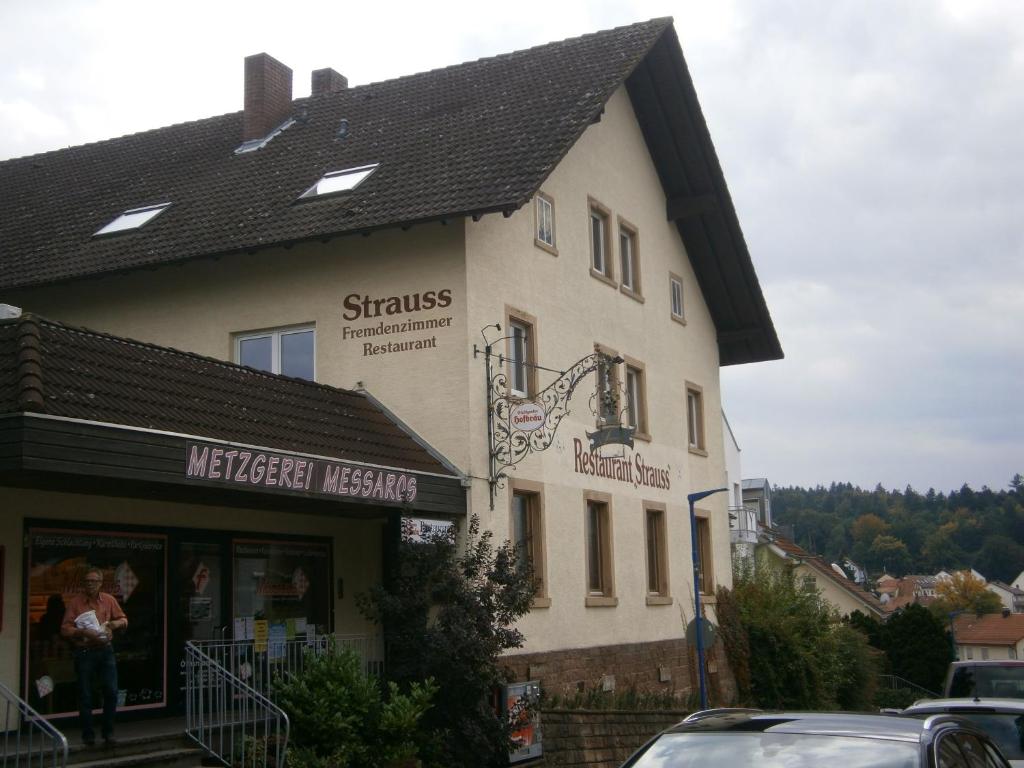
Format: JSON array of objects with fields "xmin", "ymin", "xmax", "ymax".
[
  {"xmin": 771, "ymin": 535, "xmax": 885, "ymax": 615},
  {"xmin": 0, "ymin": 314, "xmax": 455, "ymax": 475},
  {"xmin": 0, "ymin": 18, "xmax": 782, "ymax": 365},
  {"xmin": 0, "ymin": 20, "xmax": 669, "ymax": 289}
]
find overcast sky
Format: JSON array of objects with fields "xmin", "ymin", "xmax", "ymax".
[{"xmin": 1, "ymin": 1, "xmax": 1021, "ymax": 494}]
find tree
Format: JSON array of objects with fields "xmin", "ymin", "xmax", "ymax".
[
  {"xmin": 358, "ymin": 514, "xmax": 536, "ymax": 768},
  {"xmin": 880, "ymin": 605, "xmax": 952, "ymax": 694},
  {"xmin": 975, "ymin": 535, "xmax": 1024, "ymax": 583},
  {"xmin": 868, "ymin": 535, "xmax": 912, "ymax": 576},
  {"xmin": 931, "ymin": 570, "xmax": 1003, "ymax": 618}
]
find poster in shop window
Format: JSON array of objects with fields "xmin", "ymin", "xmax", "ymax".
[
  {"xmin": 25, "ymin": 528, "xmax": 167, "ymax": 718},
  {"xmin": 231, "ymin": 539, "xmax": 330, "ymax": 638}
]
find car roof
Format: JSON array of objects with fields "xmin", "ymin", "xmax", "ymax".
[
  {"xmin": 904, "ymin": 698, "xmax": 1024, "ymax": 713},
  {"xmin": 664, "ymin": 711, "xmax": 932, "ymax": 742},
  {"xmin": 950, "ymin": 660, "xmax": 1024, "ymax": 667}
]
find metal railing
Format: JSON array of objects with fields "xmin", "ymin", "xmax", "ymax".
[
  {"xmin": 878, "ymin": 674, "xmax": 940, "ymax": 700},
  {"xmin": 185, "ymin": 641, "xmax": 289, "ymax": 768},
  {"xmin": 729, "ymin": 505, "xmax": 759, "ymax": 544},
  {"xmin": 189, "ymin": 634, "xmax": 384, "ymax": 701},
  {"xmin": 0, "ymin": 681, "xmax": 68, "ymax": 768}
]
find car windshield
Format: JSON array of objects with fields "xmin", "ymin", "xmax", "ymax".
[
  {"xmin": 926, "ymin": 713, "xmax": 1023, "ymax": 761},
  {"xmin": 949, "ymin": 666, "xmax": 1024, "ymax": 699},
  {"xmin": 628, "ymin": 733, "xmax": 918, "ymax": 767}
]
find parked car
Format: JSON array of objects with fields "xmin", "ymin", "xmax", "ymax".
[
  {"xmin": 945, "ymin": 661, "xmax": 1024, "ymax": 699},
  {"xmin": 902, "ymin": 698, "xmax": 1024, "ymax": 766},
  {"xmin": 618, "ymin": 709, "xmax": 1012, "ymax": 767}
]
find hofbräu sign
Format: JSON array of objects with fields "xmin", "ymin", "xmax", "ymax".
[
  {"xmin": 572, "ymin": 437, "xmax": 671, "ymax": 491},
  {"xmin": 185, "ymin": 441, "xmax": 417, "ymax": 503}
]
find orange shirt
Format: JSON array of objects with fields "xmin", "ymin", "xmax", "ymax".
[{"xmin": 60, "ymin": 592, "xmax": 127, "ymax": 648}]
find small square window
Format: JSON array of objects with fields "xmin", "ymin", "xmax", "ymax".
[
  {"xmin": 535, "ymin": 193, "xmax": 556, "ymax": 253},
  {"xmin": 670, "ymin": 273, "xmax": 685, "ymax": 322},
  {"xmin": 299, "ymin": 164, "xmax": 378, "ymax": 199},
  {"xmin": 686, "ymin": 382, "xmax": 706, "ymax": 454},
  {"xmin": 619, "ymin": 222, "xmax": 640, "ymax": 297},
  {"xmin": 94, "ymin": 203, "xmax": 171, "ymax": 236},
  {"xmin": 236, "ymin": 325, "xmax": 315, "ymax": 380}
]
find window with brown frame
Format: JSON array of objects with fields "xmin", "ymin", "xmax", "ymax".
[
  {"xmin": 696, "ymin": 515, "xmax": 713, "ymax": 594},
  {"xmin": 595, "ymin": 349, "xmax": 621, "ymax": 426},
  {"xmin": 506, "ymin": 311, "xmax": 537, "ymax": 398},
  {"xmin": 645, "ymin": 506, "xmax": 669, "ymax": 597},
  {"xmin": 511, "ymin": 487, "xmax": 546, "ymax": 600},
  {"xmin": 585, "ymin": 497, "xmax": 614, "ymax": 600},
  {"xmin": 670, "ymin": 273, "xmax": 685, "ymax": 322},
  {"xmin": 686, "ymin": 382, "xmax": 706, "ymax": 454},
  {"xmin": 624, "ymin": 359, "xmax": 648, "ymax": 438}
]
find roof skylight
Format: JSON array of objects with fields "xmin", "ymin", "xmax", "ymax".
[
  {"xmin": 299, "ymin": 164, "xmax": 378, "ymax": 199},
  {"xmin": 94, "ymin": 203, "xmax": 171, "ymax": 236}
]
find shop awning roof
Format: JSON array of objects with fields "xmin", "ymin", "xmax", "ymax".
[{"xmin": 0, "ymin": 313, "xmax": 459, "ymax": 478}]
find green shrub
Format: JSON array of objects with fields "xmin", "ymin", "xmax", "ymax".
[{"xmin": 273, "ymin": 644, "xmax": 436, "ymax": 768}]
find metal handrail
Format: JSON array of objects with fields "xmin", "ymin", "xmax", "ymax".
[
  {"xmin": 0, "ymin": 681, "xmax": 68, "ymax": 768},
  {"xmin": 878, "ymin": 674, "xmax": 940, "ymax": 699},
  {"xmin": 185, "ymin": 641, "xmax": 290, "ymax": 768}
]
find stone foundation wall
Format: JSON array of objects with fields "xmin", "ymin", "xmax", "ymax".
[
  {"xmin": 502, "ymin": 637, "xmax": 736, "ymax": 705},
  {"xmin": 534, "ymin": 709, "xmax": 687, "ymax": 768}
]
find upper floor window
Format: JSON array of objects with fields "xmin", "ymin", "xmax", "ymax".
[
  {"xmin": 624, "ymin": 358, "xmax": 649, "ymax": 438},
  {"xmin": 619, "ymin": 221, "xmax": 640, "ymax": 298},
  {"xmin": 589, "ymin": 199, "xmax": 613, "ymax": 282},
  {"xmin": 534, "ymin": 193, "xmax": 557, "ymax": 254},
  {"xmin": 94, "ymin": 203, "xmax": 171, "ymax": 237},
  {"xmin": 299, "ymin": 164, "xmax": 378, "ymax": 199},
  {"xmin": 236, "ymin": 325, "xmax": 315, "ymax": 380},
  {"xmin": 595, "ymin": 347, "xmax": 620, "ymax": 425},
  {"xmin": 670, "ymin": 273, "xmax": 685, "ymax": 322},
  {"xmin": 506, "ymin": 312, "xmax": 537, "ymax": 398},
  {"xmin": 686, "ymin": 382, "xmax": 706, "ymax": 454}
]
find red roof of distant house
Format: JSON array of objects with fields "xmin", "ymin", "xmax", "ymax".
[
  {"xmin": 953, "ymin": 613, "xmax": 1024, "ymax": 646},
  {"xmin": 769, "ymin": 535, "xmax": 885, "ymax": 616}
]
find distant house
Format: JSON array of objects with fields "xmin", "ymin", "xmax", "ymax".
[
  {"xmin": 952, "ymin": 612, "xmax": 1024, "ymax": 662},
  {"xmin": 741, "ymin": 478, "xmax": 773, "ymax": 529},
  {"xmin": 1013, "ymin": 570, "xmax": 1024, "ymax": 592},
  {"xmin": 987, "ymin": 581, "xmax": 1024, "ymax": 614},
  {"xmin": 763, "ymin": 535, "xmax": 886, "ymax": 619},
  {"xmin": 880, "ymin": 574, "xmax": 939, "ymax": 613}
]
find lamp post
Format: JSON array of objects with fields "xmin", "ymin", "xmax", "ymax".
[{"xmin": 688, "ymin": 487, "xmax": 728, "ymax": 711}]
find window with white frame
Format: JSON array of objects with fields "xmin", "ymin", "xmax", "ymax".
[
  {"xmin": 670, "ymin": 273, "xmax": 685, "ymax": 321},
  {"xmin": 507, "ymin": 316, "xmax": 535, "ymax": 398},
  {"xmin": 619, "ymin": 222, "xmax": 639, "ymax": 295},
  {"xmin": 686, "ymin": 382, "xmax": 705, "ymax": 452},
  {"xmin": 589, "ymin": 201, "xmax": 612, "ymax": 279},
  {"xmin": 236, "ymin": 325, "xmax": 315, "ymax": 380},
  {"xmin": 624, "ymin": 362, "xmax": 648, "ymax": 436},
  {"xmin": 94, "ymin": 203, "xmax": 171, "ymax": 236},
  {"xmin": 535, "ymin": 193, "xmax": 556, "ymax": 251}
]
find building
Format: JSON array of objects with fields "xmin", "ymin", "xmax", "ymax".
[
  {"xmin": 986, "ymin": 581, "xmax": 1024, "ymax": 614},
  {"xmin": 0, "ymin": 18, "xmax": 781, "ymax": 720},
  {"xmin": 952, "ymin": 613, "xmax": 1024, "ymax": 662}
]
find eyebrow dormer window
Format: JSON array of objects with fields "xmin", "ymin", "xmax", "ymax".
[
  {"xmin": 299, "ymin": 164, "xmax": 378, "ymax": 199},
  {"xmin": 94, "ymin": 203, "xmax": 171, "ymax": 236}
]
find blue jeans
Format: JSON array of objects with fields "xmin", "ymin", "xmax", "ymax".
[{"xmin": 74, "ymin": 646, "xmax": 118, "ymax": 739}]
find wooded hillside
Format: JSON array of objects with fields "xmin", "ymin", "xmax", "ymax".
[{"xmin": 771, "ymin": 476, "xmax": 1024, "ymax": 581}]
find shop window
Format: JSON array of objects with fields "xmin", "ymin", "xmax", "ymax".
[
  {"xmin": 595, "ymin": 345, "xmax": 620, "ymax": 426},
  {"xmin": 506, "ymin": 312, "xmax": 537, "ymax": 398},
  {"xmin": 585, "ymin": 494, "xmax": 615, "ymax": 605},
  {"xmin": 511, "ymin": 484, "xmax": 548, "ymax": 604},
  {"xmin": 686, "ymin": 382, "xmax": 706, "ymax": 454},
  {"xmin": 624, "ymin": 357, "xmax": 649, "ymax": 438},
  {"xmin": 534, "ymin": 193, "xmax": 557, "ymax": 254},
  {"xmin": 618, "ymin": 220, "xmax": 641, "ymax": 298},
  {"xmin": 589, "ymin": 199, "xmax": 613, "ymax": 282},
  {"xmin": 232, "ymin": 539, "xmax": 331, "ymax": 635},
  {"xmin": 236, "ymin": 325, "xmax": 315, "ymax": 381},
  {"xmin": 670, "ymin": 273, "xmax": 685, "ymax": 322},
  {"xmin": 645, "ymin": 506, "xmax": 669, "ymax": 599},
  {"xmin": 696, "ymin": 515, "xmax": 713, "ymax": 595}
]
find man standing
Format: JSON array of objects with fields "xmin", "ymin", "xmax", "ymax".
[{"xmin": 61, "ymin": 567, "xmax": 128, "ymax": 746}]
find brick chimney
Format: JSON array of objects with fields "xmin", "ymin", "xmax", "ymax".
[
  {"xmin": 243, "ymin": 53, "xmax": 293, "ymax": 142},
  {"xmin": 311, "ymin": 68, "xmax": 348, "ymax": 96}
]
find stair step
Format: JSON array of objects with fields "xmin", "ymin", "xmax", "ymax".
[
  {"xmin": 71, "ymin": 746, "xmax": 207, "ymax": 768},
  {"xmin": 67, "ymin": 733, "xmax": 194, "ymax": 764}
]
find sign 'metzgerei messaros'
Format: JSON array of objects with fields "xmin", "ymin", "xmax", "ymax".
[{"xmin": 185, "ymin": 441, "xmax": 417, "ymax": 504}]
